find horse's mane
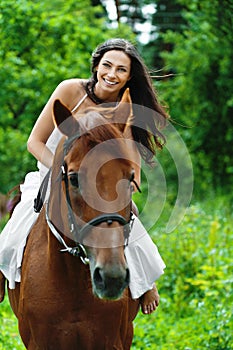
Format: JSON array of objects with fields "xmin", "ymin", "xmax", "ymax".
[{"xmin": 75, "ymin": 111, "xmax": 129, "ymax": 160}]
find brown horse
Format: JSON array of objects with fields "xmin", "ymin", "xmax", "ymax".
[{"xmin": 8, "ymin": 89, "xmax": 140, "ymax": 349}]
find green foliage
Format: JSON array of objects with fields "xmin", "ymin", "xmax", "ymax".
[
  {"xmin": 0, "ymin": 296, "xmax": 22, "ymax": 349},
  {"xmin": 0, "ymin": 127, "xmax": 35, "ymax": 190},
  {"xmin": 143, "ymin": 0, "xmax": 185, "ymax": 67},
  {"xmin": 0, "ymin": 0, "xmax": 103, "ymax": 129},
  {"xmin": 156, "ymin": 0, "xmax": 233, "ymax": 194},
  {"xmin": 131, "ymin": 196, "xmax": 233, "ymax": 349}
]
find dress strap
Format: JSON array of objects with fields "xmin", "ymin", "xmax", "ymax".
[{"xmin": 71, "ymin": 93, "xmax": 88, "ymax": 113}]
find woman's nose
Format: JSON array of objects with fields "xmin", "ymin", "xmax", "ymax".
[{"xmin": 107, "ymin": 68, "xmax": 116, "ymax": 78}]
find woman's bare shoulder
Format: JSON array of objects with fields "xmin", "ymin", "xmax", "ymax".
[
  {"xmin": 55, "ymin": 78, "xmax": 88, "ymax": 109},
  {"xmin": 59, "ymin": 78, "xmax": 87, "ymax": 88},
  {"xmin": 57, "ymin": 78, "xmax": 87, "ymax": 95}
]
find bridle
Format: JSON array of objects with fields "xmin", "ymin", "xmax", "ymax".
[{"xmin": 45, "ymin": 130, "xmax": 140, "ymax": 265}]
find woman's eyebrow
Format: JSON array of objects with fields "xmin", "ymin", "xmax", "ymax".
[{"xmin": 103, "ymin": 59, "xmax": 128, "ymax": 68}]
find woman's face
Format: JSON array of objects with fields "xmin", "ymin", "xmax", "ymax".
[{"xmin": 95, "ymin": 50, "xmax": 131, "ymax": 98}]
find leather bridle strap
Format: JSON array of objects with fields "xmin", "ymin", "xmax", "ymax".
[
  {"xmin": 61, "ymin": 164, "xmax": 132, "ymax": 245},
  {"xmin": 78, "ymin": 213, "xmax": 131, "ymax": 243},
  {"xmin": 45, "ymin": 201, "xmax": 89, "ymax": 264},
  {"xmin": 61, "ymin": 164, "xmax": 81, "ymax": 236}
]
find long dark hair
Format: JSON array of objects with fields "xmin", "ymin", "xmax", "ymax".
[{"xmin": 84, "ymin": 38, "xmax": 169, "ymax": 165}]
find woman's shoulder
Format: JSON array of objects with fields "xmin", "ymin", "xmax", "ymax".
[
  {"xmin": 54, "ymin": 78, "xmax": 88, "ymax": 109},
  {"xmin": 57, "ymin": 78, "xmax": 87, "ymax": 92}
]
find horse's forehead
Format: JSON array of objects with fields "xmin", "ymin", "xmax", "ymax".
[
  {"xmin": 98, "ymin": 157, "xmax": 132, "ymax": 175},
  {"xmin": 79, "ymin": 111, "xmax": 107, "ymax": 131},
  {"xmin": 67, "ymin": 141, "xmax": 132, "ymax": 175}
]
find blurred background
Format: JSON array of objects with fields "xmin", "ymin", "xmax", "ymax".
[{"xmin": 0, "ymin": 1, "xmax": 232, "ymax": 349}]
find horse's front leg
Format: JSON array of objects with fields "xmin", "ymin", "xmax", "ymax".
[{"xmin": 7, "ymin": 282, "xmax": 21, "ymax": 317}]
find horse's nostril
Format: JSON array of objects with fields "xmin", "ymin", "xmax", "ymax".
[{"xmin": 93, "ymin": 267, "xmax": 104, "ymax": 287}]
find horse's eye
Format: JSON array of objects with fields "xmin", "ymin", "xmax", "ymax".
[
  {"xmin": 129, "ymin": 172, "xmax": 135, "ymax": 192},
  {"xmin": 69, "ymin": 173, "xmax": 79, "ymax": 188},
  {"xmin": 130, "ymin": 184, "xmax": 134, "ymax": 193},
  {"xmin": 129, "ymin": 171, "xmax": 141, "ymax": 193}
]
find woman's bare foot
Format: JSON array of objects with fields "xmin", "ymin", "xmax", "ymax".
[
  {"xmin": 140, "ymin": 283, "xmax": 160, "ymax": 314},
  {"xmin": 0, "ymin": 271, "xmax": 5, "ymax": 303}
]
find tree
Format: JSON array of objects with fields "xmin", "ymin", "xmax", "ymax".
[
  {"xmin": 159, "ymin": 0, "xmax": 233, "ymax": 193},
  {"xmin": 143, "ymin": 0, "xmax": 186, "ymax": 68}
]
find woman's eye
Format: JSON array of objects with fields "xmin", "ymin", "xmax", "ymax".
[
  {"xmin": 103, "ymin": 63, "xmax": 111, "ymax": 68},
  {"xmin": 69, "ymin": 174, "xmax": 79, "ymax": 188}
]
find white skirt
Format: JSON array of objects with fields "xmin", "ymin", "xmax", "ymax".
[
  {"xmin": 125, "ymin": 216, "xmax": 166, "ymax": 299},
  {"xmin": 0, "ymin": 171, "xmax": 40, "ymax": 289},
  {"xmin": 0, "ymin": 171, "xmax": 165, "ymax": 297}
]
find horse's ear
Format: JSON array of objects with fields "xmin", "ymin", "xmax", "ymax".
[
  {"xmin": 53, "ymin": 99, "xmax": 79, "ymax": 136},
  {"xmin": 111, "ymin": 88, "xmax": 133, "ymax": 133}
]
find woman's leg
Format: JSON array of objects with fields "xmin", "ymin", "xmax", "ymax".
[
  {"xmin": 0, "ymin": 171, "xmax": 40, "ymax": 293},
  {"xmin": 124, "ymin": 216, "xmax": 166, "ymax": 313},
  {"xmin": 140, "ymin": 283, "xmax": 160, "ymax": 314}
]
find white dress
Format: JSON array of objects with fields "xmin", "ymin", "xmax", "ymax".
[{"xmin": 0, "ymin": 95, "xmax": 165, "ymax": 299}]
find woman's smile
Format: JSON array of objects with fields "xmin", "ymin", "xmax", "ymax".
[{"xmin": 103, "ymin": 78, "xmax": 118, "ymax": 86}]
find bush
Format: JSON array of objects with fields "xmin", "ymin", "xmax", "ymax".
[{"xmin": 132, "ymin": 197, "xmax": 233, "ymax": 349}]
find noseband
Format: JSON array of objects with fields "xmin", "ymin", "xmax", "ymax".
[{"xmin": 45, "ymin": 130, "xmax": 138, "ymax": 264}]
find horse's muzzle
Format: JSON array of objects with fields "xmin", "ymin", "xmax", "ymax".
[{"xmin": 93, "ymin": 265, "xmax": 130, "ymax": 300}]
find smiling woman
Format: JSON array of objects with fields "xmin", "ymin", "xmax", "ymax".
[{"xmin": 0, "ymin": 38, "xmax": 168, "ymax": 318}]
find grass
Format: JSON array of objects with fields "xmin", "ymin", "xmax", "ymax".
[
  {"xmin": 0, "ymin": 196, "xmax": 233, "ymax": 349},
  {"xmin": 0, "ymin": 297, "xmax": 23, "ymax": 349},
  {"xmin": 131, "ymin": 197, "xmax": 233, "ymax": 349}
]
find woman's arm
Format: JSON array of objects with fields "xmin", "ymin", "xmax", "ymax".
[{"xmin": 27, "ymin": 79, "xmax": 83, "ymax": 168}]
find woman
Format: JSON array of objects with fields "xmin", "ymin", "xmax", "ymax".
[{"xmin": 0, "ymin": 38, "xmax": 168, "ymax": 314}]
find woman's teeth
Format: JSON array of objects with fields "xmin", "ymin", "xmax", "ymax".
[{"xmin": 104, "ymin": 79, "xmax": 117, "ymax": 85}]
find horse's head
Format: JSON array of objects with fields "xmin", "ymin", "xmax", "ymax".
[{"xmin": 49, "ymin": 89, "xmax": 137, "ymax": 300}]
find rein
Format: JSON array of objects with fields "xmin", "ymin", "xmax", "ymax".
[{"xmin": 45, "ymin": 130, "xmax": 137, "ymax": 265}]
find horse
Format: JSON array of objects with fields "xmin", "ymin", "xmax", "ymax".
[{"xmin": 7, "ymin": 89, "xmax": 140, "ymax": 349}]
